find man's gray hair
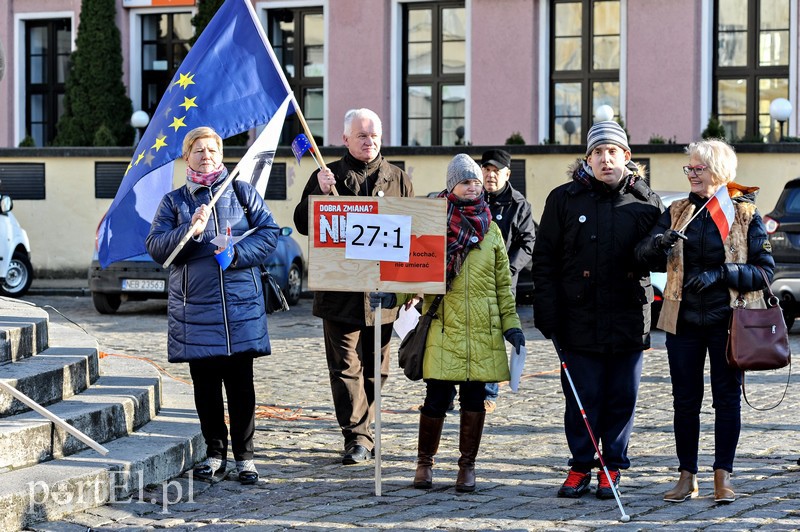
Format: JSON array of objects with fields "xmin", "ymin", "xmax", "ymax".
[{"xmin": 344, "ymin": 108, "xmax": 382, "ymax": 136}]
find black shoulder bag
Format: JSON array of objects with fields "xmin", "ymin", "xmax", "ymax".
[
  {"xmin": 397, "ymin": 295, "xmax": 443, "ymax": 381},
  {"xmin": 232, "ymin": 182, "xmax": 289, "ymax": 314}
]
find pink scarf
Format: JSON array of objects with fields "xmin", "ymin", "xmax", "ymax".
[{"xmin": 187, "ymin": 163, "xmax": 225, "ymax": 186}]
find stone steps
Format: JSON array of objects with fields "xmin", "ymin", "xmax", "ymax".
[
  {"xmin": 0, "ymin": 298, "xmax": 204, "ymax": 530},
  {"xmin": 0, "ymin": 301, "xmax": 49, "ymax": 364},
  {"xmin": 0, "ymin": 355, "xmax": 160, "ymax": 470}
]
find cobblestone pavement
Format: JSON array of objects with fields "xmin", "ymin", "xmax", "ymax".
[{"xmin": 24, "ymin": 295, "xmax": 800, "ymax": 531}]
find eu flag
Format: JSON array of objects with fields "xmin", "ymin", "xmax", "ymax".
[
  {"xmin": 97, "ymin": 0, "xmax": 294, "ymax": 268},
  {"xmin": 291, "ymin": 133, "xmax": 313, "ymax": 164}
]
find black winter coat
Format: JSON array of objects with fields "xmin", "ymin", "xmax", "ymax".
[
  {"xmin": 635, "ymin": 191, "xmax": 775, "ymax": 329},
  {"xmin": 293, "ymin": 152, "xmax": 414, "ymax": 326},
  {"xmin": 532, "ymin": 164, "xmax": 664, "ymax": 354},
  {"xmin": 486, "ymin": 183, "xmax": 536, "ymax": 292}
]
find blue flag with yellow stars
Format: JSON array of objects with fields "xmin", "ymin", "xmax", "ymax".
[
  {"xmin": 97, "ymin": 0, "xmax": 293, "ymax": 268},
  {"xmin": 291, "ymin": 133, "xmax": 313, "ymax": 164}
]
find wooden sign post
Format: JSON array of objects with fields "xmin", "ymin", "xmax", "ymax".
[{"xmin": 308, "ymin": 196, "xmax": 447, "ymax": 496}]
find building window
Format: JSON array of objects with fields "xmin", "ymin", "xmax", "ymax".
[
  {"xmin": 267, "ymin": 7, "xmax": 324, "ymax": 146},
  {"xmin": 402, "ymin": 2, "xmax": 465, "ymax": 146},
  {"xmin": 265, "ymin": 163, "xmax": 287, "ymax": 201},
  {"xmin": 509, "ymin": 159, "xmax": 527, "ymax": 197},
  {"xmin": 550, "ymin": 0, "xmax": 620, "ymax": 145},
  {"xmin": 95, "ymin": 162, "xmax": 129, "ymax": 199},
  {"xmin": 714, "ymin": 0, "xmax": 790, "ymax": 141},
  {"xmin": 140, "ymin": 12, "xmax": 193, "ymax": 120},
  {"xmin": 25, "ymin": 19, "xmax": 71, "ymax": 147},
  {"xmin": 0, "ymin": 164, "xmax": 46, "ymax": 200}
]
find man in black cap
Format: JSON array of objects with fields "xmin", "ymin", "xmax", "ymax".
[{"xmin": 480, "ymin": 149, "xmax": 536, "ymax": 412}]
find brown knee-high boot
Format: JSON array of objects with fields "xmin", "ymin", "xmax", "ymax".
[
  {"xmin": 456, "ymin": 410, "xmax": 485, "ymax": 493},
  {"xmin": 413, "ymin": 413, "xmax": 445, "ymax": 489}
]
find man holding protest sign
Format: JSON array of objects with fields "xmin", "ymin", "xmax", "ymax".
[{"xmin": 293, "ymin": 108, "xmax": 414, "ymax": 464}]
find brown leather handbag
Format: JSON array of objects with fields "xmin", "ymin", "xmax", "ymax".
[
  {"xmin": 726, "ymin": 268, "xmax": 791, "ymax": 372},
  {"xmin": 726, "ymin": 267, "xmax": 791, "ymax": 410}
]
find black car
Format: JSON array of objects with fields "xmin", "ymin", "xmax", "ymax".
[{"xmin": 763, "ymin": 178, "xmax": 800, "ymax": 329}]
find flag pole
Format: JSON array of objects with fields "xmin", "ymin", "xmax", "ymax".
[
  {"xmin": 0, "ymin": 380, "xmax": 109, "ymax": 456},
  {"xmin": 242, "ymin": 0, "xmax": 338, "ymax": 197},
  {"xmin": 677, "ymin": 191, "xmax": 718, "ymax": 233},
  {"xmin": 290, "ymin": 95, "xmax": 338, "ymax": 196}
]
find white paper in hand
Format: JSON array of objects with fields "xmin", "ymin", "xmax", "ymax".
[
  {"xmin": 509, "ymin": 345, "xmax": 527, "ymax": 392},
  {"xmin": 393, "ymin": 305, "xmax": 421, "ymax": 340},
  {"xmin": 210, "ymin": 226, "xmax": 258, "ymax": 248}
]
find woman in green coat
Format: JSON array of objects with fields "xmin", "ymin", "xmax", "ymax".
[{"xmin": 371, "ymin": 153, "xmax": 525, "ymax": 492}]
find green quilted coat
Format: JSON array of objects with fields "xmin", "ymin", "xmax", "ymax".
[{"xmin": 400, "ymin": 223, "xmax": 520, "ymax": 382}]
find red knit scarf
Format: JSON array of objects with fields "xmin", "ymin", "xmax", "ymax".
[
  {"xmin": 187, "ymin": 163, "xmax": 225, "ymax": 186},
  {"xmin": 442, "ymin": 190, "xmax": 491, "ymax": 289}
]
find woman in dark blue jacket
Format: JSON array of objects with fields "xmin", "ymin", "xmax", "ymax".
[
  {"xmin": 146, "ymin": 127, "xmax": 279, "ymax": 485},
  {"xmin": 636, "ymin": 139, "xmax": 774, "ymax": 504}
]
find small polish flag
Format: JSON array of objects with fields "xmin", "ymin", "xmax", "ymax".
[{"xmin": 706, "ymin": 186, "xmax": 735, "ymax": 241}]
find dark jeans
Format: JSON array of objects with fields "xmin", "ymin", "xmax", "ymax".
[
  {"xmin": 485, "ymin": 382, "xmax": 499, "ymax": 401},
  {"xmin": 449, "ymin": 382, "xmax": 499, "ymax": 404},
  {"xmin": 322, "ymin": 320, "xmax": 393, "ymax": 451},
  {"xmin": 421, "ymin": 379, "xmax": 487, "ymax": 418},
  {"xmin": 189, "ymin": 354, "xmax": 255, "ymax": 462},
  {"xmin": 666, "ymin": 322, "xmax": 741, "ymax": 473},
  {"xmin": 561, "ymin": 349, "xmax": 643, "ymax": 472}
]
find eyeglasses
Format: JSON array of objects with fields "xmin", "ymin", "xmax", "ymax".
[{"xmin": 683, "ymin": 165, "xmax": 708, "ymax": 176}]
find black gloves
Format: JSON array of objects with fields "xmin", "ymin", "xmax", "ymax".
[
  {"xmin": 684, "ymin": 266, "xmax": 725, "ymax": 293},
  {"xmin": 368, "ymin": 292, "xmax": 396, "ymax": 309},
  {"xmin": 503, "ymin": 328, "xmax": 526, "ymax": 352},
  {"xmin": 657, "ymin": 229, "xmax": 688, "ymax": 250}
]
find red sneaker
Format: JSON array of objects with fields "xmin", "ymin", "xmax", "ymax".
[
  {"xmin": 557, "ymin": 469, "xmax": 591, "ymax": 498},
  {"xmin": 596, "ymin": 469, "xmax": 621, "ymax": 500}
]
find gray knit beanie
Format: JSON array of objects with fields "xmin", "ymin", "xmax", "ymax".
[
  {"xmin": 446, "ymin": 154, "xmax": 483, "ymax": 192},
  {"xmin": 586, "ymin": 120, "xmax": 630, "ymax": 155}
]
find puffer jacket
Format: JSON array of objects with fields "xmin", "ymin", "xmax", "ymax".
[
  {"xmin": 485, "ymin": 182, "xmax": 536, "ymax": 291},
  {"xmin": 398, "ymin": 223, "xmax": 520, "ymax": 382},
  {"xmin": 635, "ymin": 185, "xmax": 775, "ymax": 331},
  {"xmin": 532, "ymin": 160, "xmax": 664, "ymax": 354},
  {"xmin": 293, "ymin": 151, "xmax": 414, "ymax": 326},
  {"xmin": 146, "ymin": 174, "xmax": 279, "ymax": 362}
]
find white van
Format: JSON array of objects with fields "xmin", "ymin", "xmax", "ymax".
[{"xmin": 0, "ymin": 194, "xmax": 33, "ymax": 297}]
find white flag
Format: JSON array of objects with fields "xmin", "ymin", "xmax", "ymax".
[{"xmin": 235, "ymin": 94, "xmax": 292, "ymax": 198}]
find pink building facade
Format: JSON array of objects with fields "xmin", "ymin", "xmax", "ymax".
[{"xmin": 0, "ymin": 0, "xmax": 797, "ymax": 148}]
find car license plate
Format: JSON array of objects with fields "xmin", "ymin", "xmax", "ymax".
[{"xmin": 122, "ymin": 279, "xmax": 165, "ymax": 292}]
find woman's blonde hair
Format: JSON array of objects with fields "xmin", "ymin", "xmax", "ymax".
[
  {"xmin": 182, "ymin": 127, "xmax": 223, "ymax": 159},
  {"xmin": 685, "ymin": 139, "xmax": 736, "ymax": 186}
]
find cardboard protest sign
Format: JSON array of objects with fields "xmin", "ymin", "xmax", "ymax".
[{"xmin": 307, "ymin": 196, "xmax": 447, "ymax": 294}]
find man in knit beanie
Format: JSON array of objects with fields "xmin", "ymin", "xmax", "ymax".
[
  {"xmin": 585, "ymin": 120, "xmax": 630, "ymax": 156},
  {"xmin": 584, "ymin": 120, "xmax": 633, "ymax": 186},
  {"xmin": 532, "ymin": 119, "xmax": 664, "ymax": 501}
]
